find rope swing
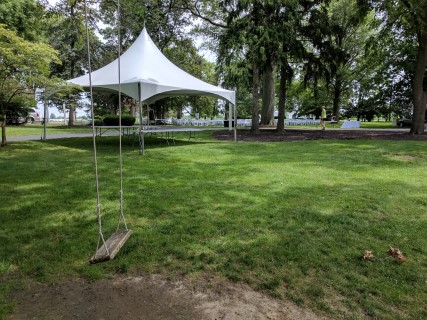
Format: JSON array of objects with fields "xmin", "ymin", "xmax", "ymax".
[{"xmin": 84, "ymin": 0, "xmax": 132, "ymax": 264}]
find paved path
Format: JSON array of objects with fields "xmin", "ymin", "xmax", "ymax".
[{"xmin": 8, "ymin": 131, "xmax": 120, "ymax": 142}]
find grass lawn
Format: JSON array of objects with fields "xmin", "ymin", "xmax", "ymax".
[
  {"xmin": 360, "ymin": 121, "xmax": 396, "ymax": 129},
  {"xmin": 5, "ymin": 123, "xmax": 92, "ymax": 137},
  {"xmin": 326, "ymin": 121, "xmax": 397, "ymax": 129},
  {"xmin": 1, "ymin": 133, "xmax": 426, "ymax": 319}
]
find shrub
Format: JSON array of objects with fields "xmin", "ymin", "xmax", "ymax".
[
  {"xmin": 102, "ymin": 115, "xmax": 136, "ymax": 126},
  {"xmin": 94, "ymin": 119, "xmax": 104, "ymax": 126},
  {"xmin": 121, "ymin": 115, "xmax": 136, "ymax": 126}
]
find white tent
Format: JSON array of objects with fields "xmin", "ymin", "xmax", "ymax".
[{"xmin": 68, "ymin": 28, "xmax": 235, "ymax": 106}]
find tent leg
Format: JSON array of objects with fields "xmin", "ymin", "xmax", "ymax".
[
  {"xmin": 138, "ymin": 102, "xmax": 143, "ymax": 126},
  {"xmin": 228, "ymin": 103, "xmax": 232, "ymax": 132},
  {"xmin": 139, "ymin": 131, "xmax": 145, "ymax": 155},
  {"xmin": 234, "ymin": 103, "xmax": 237, "ymax": 142}
]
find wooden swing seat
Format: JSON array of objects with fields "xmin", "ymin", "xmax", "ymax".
[{"xmin": 90, "ymin": 230, "xmax": 132, "ymax": 264}]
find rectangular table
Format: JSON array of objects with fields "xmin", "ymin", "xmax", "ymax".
[
  {"xmin": 94, "ymin": 126, "xmax": 141, "ymax": 137},
  {"xmin": 138, "ymin": 127, "xmax": 223, "ymax": 155}
]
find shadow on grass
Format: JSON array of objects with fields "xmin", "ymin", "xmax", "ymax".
[{"xmin": 23, "ymin": 133, "xmax": 220, "ymax": 153}]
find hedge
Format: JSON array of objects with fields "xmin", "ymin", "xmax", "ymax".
[{"xmin": 102, "ymin": 115, "xmax": 136, "ymax": 126}]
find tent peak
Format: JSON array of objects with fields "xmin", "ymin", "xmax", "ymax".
[{"xmin": 68, "ymin": 26, "xmax": 235, "ymax": 105}]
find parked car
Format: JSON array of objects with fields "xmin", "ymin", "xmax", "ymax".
[
  {"xmin": 396, "ymin": 118, "xmax": 412, "ymax": 127},
  {"xmin": 397, "ymin": 112, "xmax": 427, "ymax": 127},
  {"xmin": 6, "ymin": 108, "xmax": 40, "ymax": 124},
  {"xmin": 27, "ymin": 108, "xmax": 41, "ymax": 124}
]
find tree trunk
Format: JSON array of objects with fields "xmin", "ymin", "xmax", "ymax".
[
  {"xmin": 177, "ymin": 107, "xmax": 182, "ymax": 119},
  {"xmin": 68, "ymin": 2, "xmax": 77, "ymax": 127},
  {"xmin": 260, "ymin": 61, "xmax": 275, "ymax": 125},
  {"xmin": 130, "ymin": 99, "xmax": 136, "ymax": 116},
  {"xmin": 1, "ymin": 109, "xmax": 6, "ymax": 147},
  {"xmin": 333, "ymin": 78, "xmax": 342, "ymax": 120},
  {"xmin": 212, "ymin": 104, "xmax": 217, "ymax": 119},
  {"xmin": 251, "ymin": 61, "xmax": 260, "ymax": 134},
  {"xmin": 68, "ymin": 105, "xmax": 75, "ymax": 127},
  {"xmin": 276, "ymin": 63, "xmax": 288, "ymax": 132},
  {"xmin": 410, "ymin": 31, "xmax": 427, "ymax": 135}
]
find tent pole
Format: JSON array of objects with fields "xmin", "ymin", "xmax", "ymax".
[
  {"xmin": 138, "ymin": 82, "xmax": 144, "ymax": 155},
  {"xmin": 228, "ymin": 102, "xmax": 232, "ymax": 131},
  {"xmin": 43, "ymin": 89, "xmax": 47, "ymax": 141},
  {"xmin": 138, "ymin": 82, "xmax": 143, "ymax": 126},
  {"xmin": 233, "ymin": 103, "xmax": 237, "ymax": 142},
  {"xmin": 138, "ymin": 101, "xmax": 143, "ymax": 126}
]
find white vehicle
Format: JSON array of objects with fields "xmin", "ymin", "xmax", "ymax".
[{"xmin": 27, "ymin": 108, "xmax": 41, "ymax": 123}]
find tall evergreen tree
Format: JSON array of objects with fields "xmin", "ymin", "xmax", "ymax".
[{"xmin": 44, "ymin": 0, "xmax": 96, "ymax": 125}]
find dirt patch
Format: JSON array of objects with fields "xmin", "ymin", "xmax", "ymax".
[
  {"xmin": 213, "ymin": 128, "xmax": 427, "ymax": 142},
  {"xmin": 7, "ymin": 274, "xmax": 326, "ymax": 320}
]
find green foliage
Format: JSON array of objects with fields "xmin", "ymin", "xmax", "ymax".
[
  {"xmin": 378, "ymin": 0, "xmax": 427, "ymax": 133},
  {"xmin": 5, "ymin": 95, "xmax": 36, "ymax": 123},
  {"xmin": 42, "ymin": 0, "xmax": 101, "ymax": 124},
  {"xmin": 0, "ymin": 25, "xmax": 60, "ymax": 81},
  {"xmin": 0, "ymin": 0, "xmax": 45, "ymax": 41},
  {"xmin": 94, "ymin": 118, "xmax": 104, "ymax": 126},
  {"xmin": 0, "ymin": 24, "xmax": 61, "ymax": 145},
  {"xmin": 301, "ymin": 0, "xmax": 380, "ymax": 119},
  {"xmin": 45, "ymin": 0, "xmax": 91, "ymax": 79},
  {"xmin": 103, "ymin": 115, "xmax": 136, "ymax": 126},
  {"xmin": 99, "ymin": 0, "xmax": 191, "ymax": 53}
]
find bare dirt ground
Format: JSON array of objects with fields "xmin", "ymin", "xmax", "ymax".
[
  {"xmin": 213, "ymin": 128, "xmax": 427, "ymax": 142},
  {"xmin": 7, "ymin": 273, "xmax": 326, "ymax": 320}
]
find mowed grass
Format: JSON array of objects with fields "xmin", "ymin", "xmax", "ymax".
[
  {"xmin": 360, "ymin": 121, "xmax": 397, "ymax": 129},
  {"xmin": 5, "ymin": 123, "xmax": 92, "ymax": 137},
  {"xmin": 0, "ymin": 133, "xmax": 426, "ymax": 319}
]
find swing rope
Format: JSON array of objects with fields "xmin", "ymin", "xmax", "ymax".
[
  {"xmin": 83, "ymin": 0, "xmax": 109, "ymax": 255},
  {"xmin": 85, "ymin": 0, "xmax": 132, "ymax": 264},
  {"xmin": 116, "ymin": 0, "xmax": 128, "ymax": 232}
]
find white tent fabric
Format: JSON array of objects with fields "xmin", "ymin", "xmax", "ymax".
[{"xmin": 68, "ymin": 28, "xmax": 235, "ymax": 105}]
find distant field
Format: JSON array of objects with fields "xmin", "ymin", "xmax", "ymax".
[{"xmin": 5, "ymin": 123, "xmax": 92, "ymax": 137}]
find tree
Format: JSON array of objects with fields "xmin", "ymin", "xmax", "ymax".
[
  {"xmin": 217, "ymin": 1, "xmax": 272, "ymax": 132},
  {"xmin": 367, "ymin": 0, "xmax": 427, "ymax": 133},
  {"xmin": 0, "ymin": 0, "xmax": 45, "ymax": 41},
  {"xmin": 44, "ymin": 0, "xmax": 97, "ymax": 126},
  {"xmin": 389, "ymin": 0, "xmax": 427, "ymax": 134},
  {"xmin": 356, "ymin": 24, "xmax": 415, "ymax": 120},
  {"xmin": 302, "ymin": 0, "xmax": 378, "ymax": 120},
  {"xmin": 0, "ymin": 25, "xmax": 60, "ymax": 146}
]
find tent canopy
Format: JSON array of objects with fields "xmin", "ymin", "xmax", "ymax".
[{"xmin": 68, "ymin": 28, "xmax": 235, "ymax": 105}]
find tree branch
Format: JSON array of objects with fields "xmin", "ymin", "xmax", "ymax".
[
  {"xmin": 6, "ymin": 87, "xmax": 25, "ymax": 104},
  {"xmin": 400, "ymin": 0, "xmax": 420, "ymax": 31},
  {"xmin": 175, "ymin": 1, "xmax": 228, "ymax": 28}
]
